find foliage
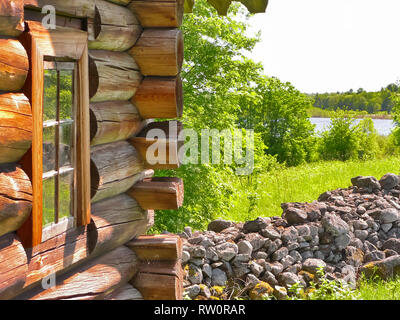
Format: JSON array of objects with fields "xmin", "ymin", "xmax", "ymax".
[{"xmin": 356, "ymin": 274, "xmax": 400, "ymax": 300}]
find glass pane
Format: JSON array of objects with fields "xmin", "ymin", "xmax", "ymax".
[
  {"xmin": 59, "ymin": 123, "xmax": 73, "ymax": 168},
  {"xmin": 43, "ymin": 69, "xmax": 58, "ymax": 122},
  {"xmin": 59, "ymin": 171, "xmax": 73, "ymax": 220},
  {"xmin": 43, "ymin": 176, "xmax": 56, "ymax": 227},
  {"xmin": 59, "ymin": 69, "xmax": 74, "ymax": 120},
  {"xmin": 43, "ymin": 126, "xmax": 56, "ymax": 173}
]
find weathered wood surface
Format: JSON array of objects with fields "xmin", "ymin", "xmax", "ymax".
[
  {"xmin": 24, "ymin": 0, "xmax": 96, "ymax": 18},
  {"xmin": 16, "ymin": 246, "xmax": 139, "ymax": 300},
  {"xmin": 90, "ymin": 141, "xmax": 145, "ymax": 203},
  {"xmin": 129, "ymin": 121, "xmax": 183, "ymax": 169},
  {"xmin": 126, "ymin": 234, "xmax": 182, "ymax": 261},
  {"xmin": 129, "ymin": 0, "xmax": 184, "ymax": 28},
  {"xmin": 128, "ymin": 177, "xmax": 184, "ymax": 210},
  {"xmin": 0, "ymin": 234, "xmax": 28, "ymax": 300},
  {"xmin": 0, "ymin": 93, "xmax": 32, "ymax": 164},
  {"xmin": 104, "ymin": 284, "xmax": 143, "ymax": 300},
  {"xmin": 89, "ymin": 50, "xmax": 142, "ymax": 102},
  {"xmin": 0, "ymin": 193, "xmax": 151, "ymax": 299},
  {"xmin": 0, "ymin": 165, "xmax": 32, "ymax": 238},
  {"xmin": 90, "ymin": 101, "xmax": 142, "ymax": 146},
  {"xmin": 129, "ymin": 28, "xmax": 184, "ymax": 76},
  {"xmin": 88, "ymin": 0, "xmax": 142, "ymax": 51},
  {"xmin": 0, "ymin": 0, "xmax": 24, "ymax": 36},
  {"xmin": 132, "ymin": 76, "xmax": 183, "ymax": 119},
  {"xmin": 0, "ymin": 39, "xmax": 28, "ymax": 91}
]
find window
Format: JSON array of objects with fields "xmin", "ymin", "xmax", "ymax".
[{"xmin": 18, "ymin": 21, "xmax": 91, "ymax": 248}]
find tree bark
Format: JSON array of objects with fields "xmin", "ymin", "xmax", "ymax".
[
  {"xmin": 90, "ymin": 141, "xmax": 145, "ymax": 203},
  {"xmin": 0, "ymin": 39, "xmax": 29, "ymax": 92},
  {"xmin": 129, "ymin": 28, "xmax": 184, "ymax": 76},
  {"xmin": 89, "ymin": 50, "xmax": 142, "ymax": 102},
  {"xmin": 24, "ymin": 0, "xmax": 96, "ymax": 18},
  {"xmin": 129, "ymin": 0, "xmax": 184, "ymax": 28},
  {"xmin": 132, "ymin": 76, "xmax": 183, "ymax": 119},
  {"xmin": 0, "ymin": 193, "xmax": 152, "ymax": 299},
  {"xmin": 0, "ymin": 0, "xmax": 24, "ymax": 36},
  {"xmin": 0, "ymin": 93, "xmax": 32, "ymax": 164},
  {"xmin": 90, "ymin": 101, "xmax": 142, "ymax": 146},
  {"xmin": 88, "ymin": 0, "xmax": 142, "ymax": 51},
  {"xmin": 128, "ymin": 177, "xmax": 184, "ymax": 210},
  {"xmin": 0, "ymin": 164, "xmax": 32, "ymax": 238},
  {"xmin": 17, "ymin": 246, "xmax": 139, "ymax": 300}
]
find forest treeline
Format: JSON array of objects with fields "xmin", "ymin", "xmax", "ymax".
[{"xmin": 312, "ymin": 83, "xmax": 400, "ymax": 114}]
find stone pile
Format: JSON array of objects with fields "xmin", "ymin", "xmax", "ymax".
[{"xmin": 179, "ymin": 173, "xmax": 400, "ymax": 300}]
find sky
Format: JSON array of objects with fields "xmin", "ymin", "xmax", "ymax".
[{"xmin": 247, "ymin": 0, "xmax": 400, "ymax": 94}]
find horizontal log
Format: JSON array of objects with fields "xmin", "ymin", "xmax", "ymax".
[
  {"xmin": 0, "ymin": 164, "xmax": 32, "ymax": 238},
  {"xmin": 131, "ymin": 273, "xmax": 182, "ymax": 300},
  {"xmin": 128, "ymin": 177, "xmax": 184, "ymax": 210},
  {"xmin": 0, "ymin": 39, "xmax": 29, "ymax": 91},
  {"xmin": 129, "ymin": 28, "xmax": 184, "ymax": 76},
  {"xmin": 104, "ymin": 284, "xmax": 143, "ymax": 300},
  {"xmin": 17, "ymin": 246, "xmax": 139, "ymax": 300},
  {"xmin": 0, "ymin": 193, "xmax": 151, "ymax": 299},
  {"xmin": 90, "ymin": 101, "xmax": 142, "ymax": 146},
  {"xmin": 88, "ymin": 0, "xmax": 142, "ymax": 51},
  {"xmin": 24, "ymin": 0, "xmax": 96, "ymax": 18},
  {"xmin": 89, "ymin": 50, "xmax": 142, "ymax": 102},
  {"xmin": 132, "ymin": 76, "xmax": 183, "ymax": 119},
  {"xmin": 126, "ymin": 234, "xmax": 182, "ymax": 261},
  {"xmin": 0, "ymin": 0, "xmax": 24, "ymax": 36},
  {"xmin": 24, "ymin": 8, "xmax": 83, "ymax": 29},
  {"xmin": 90, "ymin": 141, "xmax": 145, "ymax": 203},
  {"xmin": 129, "ymin": 0, "xmax": 184, "ymax": 28},
  {"xmin": 0, "ymin": 93, "xmax": 32, "ymax": 164},
  {"xmin": 129, "ymin": 121, "xmax": 183, "ymax": 169}
]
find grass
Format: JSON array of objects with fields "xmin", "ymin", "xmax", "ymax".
[
  {"xmin": 356, "ymin": 276, "xmax": 400, "ymax": 300},
  {"xmin": 307, "ymin": 106, "xmax": 392, "ymax": 119},
  {"xmin": 224, "ymin": 156, "xmax": 400, "ymax": 222}
]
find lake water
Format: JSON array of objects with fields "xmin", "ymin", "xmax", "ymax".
[{"xmin": 310, "ymin": 117, "xmax": 395, "ymax": 136}]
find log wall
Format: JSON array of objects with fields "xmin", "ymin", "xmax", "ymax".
[{"xmin": 0, "ymin": 0, "xmax": 185, "ymax": 300}]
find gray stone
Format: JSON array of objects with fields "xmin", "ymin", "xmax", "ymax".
[
  {"xmin": 188, "ymin": 264, "xmax": 203, "ymax": 284},
  {"xmin": 266, "ymin": 239, "xmax": 282, "ymax": 255},
  {"xmin": 382, "ymin": 238, "xmax": 400, "ymax": 254},
  {"xmin": 381, "ymin": 223, "xmax": 392, "ymax": 233},
  {"xmin": 260, "ymin": 227, "xmax": 281, "ymax": 240},
  {"xmin": 322, "ymin": 213, "xmax": 350, "ymax": 236},
  {"xmin": 220, "ymin": 250, "xmax": 236, "ymax": 262},
  {"xmin": 380, "ymin": 208, "xmax": 400, "ymax": 224},
  {"xmin": 278, "ymin": 272, "xmax": 301, "ymax": 288},
  {"xmin": 289, "ymin": 250, "xmax": 302, "ymax": 263},
  {"xmin": 314, "ymin": 250, "xmax": 325, "ymax": 260},
  {"xmin": 272, "ymin": 247, "xmax": 289, "ymax": 261},
  {"xmin": 237, "ymin": 240, "xmax": 253, "ymax": 255},
  {"xmin": 215, "ymin": 242, "xmax": 238, "ymax": 261},
  {"xmin": 232, "ymin": 254, "xmax": 251, "ymax": 264},
  {"xmin": 384, "ymin": 249, "xmax": 398, "ymax": 258},
  {"xmin": 202, "ymin": 264, "xmax": 213, "ymax": 278},
  {"xmin": 233, "ymin": 263, "xmax": 251, "ymax": 278},
  {"xmin": 199, "ymin": 285, "xmax": 211, "ymax": 299},
  {"xmin": 250, "ymin": 236, "xmax": 266, "ymax": 251},
  {"xmin": 364, "ymin": 240, "xmax": 378, "ymax": 253},
  {"xmin": 302, "ymin": 258, "xmax": 327, "ymax": 274},
  {"xmin": 249, "ymin": 261, "xmax": 264, "ymax": 277},
  {"xmin": 335, "ymin": 233, "xmax": 351, "ymax": 250},
  {"xmin": 364, "ymin": 250, "xmax": 386, "ymax": 263},
  {"xmin": 301, "ymin": 250, "xmax": 314, "ymax": 261},
  {"xmin": 192, "ymin": 246, "xmax": 206, "ymax": 258},
  {"xmin": 246, "ymin": 274, "xmax": 261, "ymax": 287},
  {"xmin": 182, "ymin": 250, "xmax": 190, "ymax": 263},
  {"xmin": 351, "ymin": 175, "xmax": 381, "ymax": 190},
  {"xmin": 207, "ymin": 219, "xmax": 233, "ymax": 232},
  {"xmin": 270, "ymin": 262, "xmax": 284, "ymax": 276},
  {"xmin": 286, "ymin": 241, "xmax": 300, "ymax": 251},
  {"xmin": 243, "ymin": 217, "xmax": 268, "ymax": 233},
  {"xmin": 206, "ymin": 247, "xmax": 219, "ymax": 262},
  {"xmin": 295, "ymin": 225, "xmax": 312, "ymax": 241},
  {"xmin": 282, "ymin": 207, "xmax": 308, "ymax": 225},
  {"xmin": 281, "ymin": 227, "xmax": 299, "ymax": 243},
  {"xmin": 211, "ymin": 268, "xmax": 228, "ymax": 286},
  {"xmin": 379, "ymin": 173, "xmax": 400, "ymax": 190},
  {"xmin": 352, "ymin": 220, "xmax": 368, "ymax": 230},
  {"xmin": 200, "ymin": 238, "xmax": 215, "ymax": 248},
  {"xmin": 185, "ymin": 285, "xmax": 200, "ymax": 299},
  {"xmin": 281, "ymin": 255, "xmax": 295, "ymax": 269},
  {"xmin": 184, "ymin": 226, "xmax": 193, "ymax": 238},
  {"xmin": 354, "ymin": 229, "xmax": 369, "ymax": 241},
  {"xmin": 262, "ymin": 271, "xmax": 278, "ymax": 286},
  {"xmin": 255, "ymin": 251, "xmax": 269, "ymax": 260}
]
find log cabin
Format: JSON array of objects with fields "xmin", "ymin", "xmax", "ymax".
[{"xmin": 0, "ymin": 0, "xmax": 268, "ymax": 300}]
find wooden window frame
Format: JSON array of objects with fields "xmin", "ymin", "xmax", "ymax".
[{"xmin": 18, "ymin": 21, "xmax": 91, "ymax": 248}]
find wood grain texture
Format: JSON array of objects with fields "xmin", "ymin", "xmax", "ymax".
[
  {"xmin": 0, "ymin": 164, "xmax": 32, "ymax": 238},
  {"xmin": 0, "ymin": 193, "xmax": 151, "ymax": 299},
  {"xmin": 0, "ymin": 39, "xmax": 28, "ymax": 92},
  {"xmin": 88, "ymin": 0, "xmax": 142, "ymax": 51},
  {"xmin": 126, "ymin": 234, "xmax": 182, "ymax": 261},
  {"xmin": 24, "ymin": 0, "xmax": 96, "ymax": 18},
  {"xmin": 90, "ymin": 101, "xmax": 142, "ymax": 146},
  {"xmin": 0, "ymin": 0, "xmax": 24, "ymax": 36},
  {"xmin": 129, "ymin": 0, "xmax": 184, "ymax": 28},
  {"xmin": 90, "ymin": 141, "xmax": 145, "ymax": 203},
  {"xmin": 0, "ymin": 93, "xmax": 32, "ymax": 164},
  {"xmin": 129, "ymin": 121, "xmax": 183, "ymax": 170},
  {"xmin": 104, "ymin": 0, "xmax": 132, "ymax": 5},
  {"xmin": 131, "ymin": 272, "xmax": 182, "ymax": 300},
  {"xmin": 132, "ymin": 76, "xmax": 183, "ymax": 119},
  {"xmin": 89, "ymin": 50, "xmax": 142, "ymax": 102},
  {"xmin": 128, "ymin": 177, "xmax": 184, "ymax": 210},
  {"xmin": 104, "ymin": 284, "xmax": 143, "ymax": 300},
  {"xmin": 129, "ymin": 28, "xmax": 183, "ymax": 76},
  {"xmin": 17, "ymin": 246, "xmax": 139, "ymax": 300}
]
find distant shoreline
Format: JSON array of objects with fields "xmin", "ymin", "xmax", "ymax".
[
  {"xmin": 310, "ymin": 114, "xmax": 393, "ymax": 120},
  {"xmin": 308, "ymin": 107, "xmax": 393, "ymax": 120}
]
